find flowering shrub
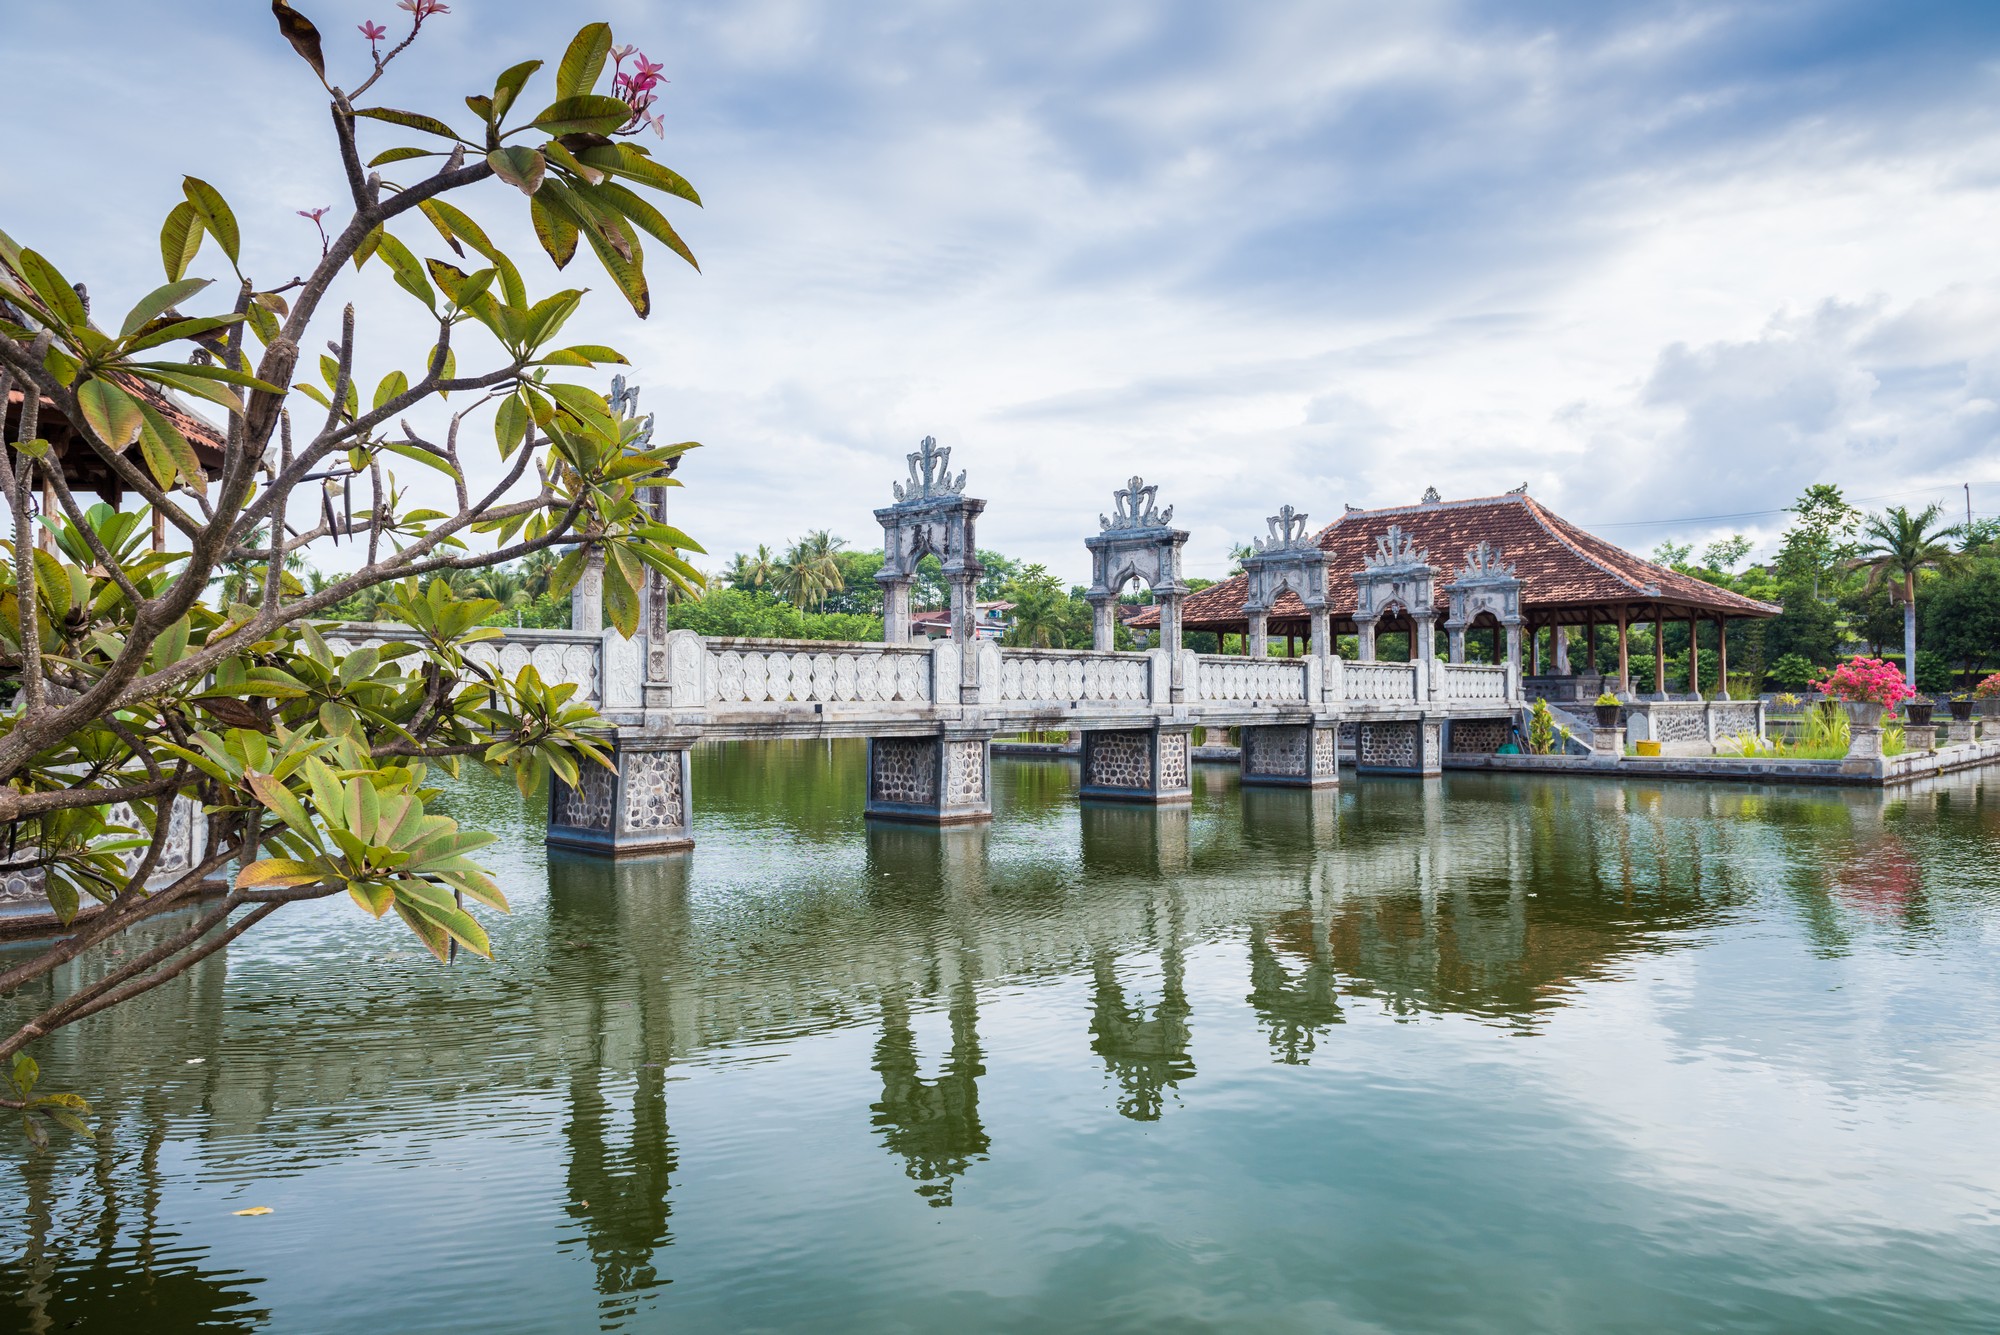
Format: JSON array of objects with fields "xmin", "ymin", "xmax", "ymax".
[
  {"xmin": 1817, "ymin": 657, "xmax": 1917, "ymax": 709},
  {"xmin": 1975, "ymin": 673, "xmax": 2000, "ymax": 700}
]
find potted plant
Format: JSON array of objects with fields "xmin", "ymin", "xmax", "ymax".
[
  {"xmin": 1816, "ymin": 658, "xmax": 1915, "ymax": 758},
  {"xmin": 1593, "ymin": 691, "xmax": 1622, "ymax": 728},
  {"xmin": 1976, "ymin": 673, "xmax": 2000, "ymax": 716},
  {"xmin": 1904, "ymin": 697, "xmax": 1934, "ymax": 727},
  {"xmin": 1949, "ymin": 694, "xmax": 1975, "ymax": 722}
]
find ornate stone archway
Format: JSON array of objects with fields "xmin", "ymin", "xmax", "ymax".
[
  {"xmin": 1350, "ymin": 525, "xmax": 1437, "ymax": 663},
  {"xmin": 875, "ymin": 437, "xmax": 985, "ymax": 644},
  {"xmin": 1442, "ymin": 541, "xmax": 1524, "ymax": 672},
  {"xmin": 1240, "ymin": 504, "xmax": 1329, "ymax": 658},
  {"xmin": 1085, "ymin": 476, "xmax": 1189, "ymax": 656}
]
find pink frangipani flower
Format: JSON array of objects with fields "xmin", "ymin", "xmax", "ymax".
[
  {"xmin": 397, "ymin": 0, "xmax": 450, "ymax": 19},
  {"xmin": 358, "ymin": 20, "xmax": 387, "ymax": 41}
]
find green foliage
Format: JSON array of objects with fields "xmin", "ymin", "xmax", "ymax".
[
  {"xmin": 1766, "ymin": 653, "xmax": 1820, "ymax": 690},
  {"xmin": 6, "ymin": 1054, "xmax": 92, "ymax": 1147},
  {"xmin": 1526, "ymin": 698, "xmax": 1557, "ymax": 755},
  {"xmin": 0, "ymin": 13, "xmax": 710, "ymax": 1128},
  {"xmin": 1921, "ymin": 556, "xmax": 2000, "ymax": 680},
  {"xmin": 667, "ymin": 586, "xmax": 881, "ymax": 641}
]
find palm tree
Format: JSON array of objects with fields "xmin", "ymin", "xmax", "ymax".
[
  {"xmin": 1002, "ymin": 565, "xmax": 1071, "ymax": 647},
  {"xmin": 1857, "ymin": 503, "xmax": 1961, "ymax": 687},
  {"xmin": 777, "ymin": 531, "xmax": 846, "ymax": 612},
  {"xmin": 520, "ymin": 547, "xmax": 560, "ymax": 599},
  {"xmin": 727, "ymin": 544, "xmax": 778, "ymax": 592},
  {"xmin": 467, "ymin": 568, "xmax": 530, "ymax": 610}
]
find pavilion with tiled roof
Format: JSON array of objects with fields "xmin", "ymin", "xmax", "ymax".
[
  {"xmin": 6, "ymin": 381, "xmax": 226, "ymax": 550},
  {"xmin": 1130, "ymin": 488, "xmax": 1780, "ymax": 697}
]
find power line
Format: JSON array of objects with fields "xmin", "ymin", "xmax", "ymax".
[{"xmin": 1582, "ymin": 479, "xmax": 2000, "ymax": 531}]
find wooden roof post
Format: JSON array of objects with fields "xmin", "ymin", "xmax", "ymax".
[
  {"xmin": 1719, "ymin": 617, "xmax": 1730, "ymax": 697},
  {"xmin": 1617, "ymin": 608, "xmax": 1630, "ymax": 695},
  {"xmin": 1653, "ymin": 609, "xmax": 1666, "ymax": 696},
  {"xmin": 1689, "ymin": 613, "xmax": 1701, "ymax": 698}
]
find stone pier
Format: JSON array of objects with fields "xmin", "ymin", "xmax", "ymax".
[
  {"xmin": 1079, "ymin": 726, "xmax": 1194, "ymax": 804},
  {"xmin": 1353, "ymin": 719, "xmax": 1444, "ymax": 777},
  {"xmin": 864, "ymin": 731, "xmax": 995, "ymax": 825},
  {"xmin": 1238, "ymin": 723, "xmax": 1340, "ymax": 789},
  {"xmin": 547, "ymin": 738, "xmax": 696, "ymax": 856}
]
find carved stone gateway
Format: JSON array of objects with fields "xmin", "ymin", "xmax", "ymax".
[
  {"xmin": 1240, "ymin": 504, "xmax": 1330, "ymax": 658},
  {"xmin": 875, "ymin": 438, "xmax": 986, "ymax": 702},
  {"xmin": 1350, "ymin": 525, "xmax": 1438, "ymax": 664},
  {"xmin": 1085, "ymin": 477, "xmax": 1190, "ymax": 696},
  {"xmin": 548, "ymin": 738, "xmax": 695, "ymax": 856},
  {"xmin": 1442, "ymin": 541, "xmax": 1524, "ymax": 672}
]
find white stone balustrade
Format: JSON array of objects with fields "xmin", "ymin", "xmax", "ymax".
[
  {"xmin": 1191, "ymin": 654, "xmax": 1309, "ymax": 703},
  {"xmin": 996, "ymin": 648, "xmax": 1152, "ymax": 703},
  {"xmin": 703, "ymin": 638, "xmax": 935, "ymax": 705},
  {"xmin": 1343, "ymin": 661, "xmax": 1421, "ymax": 703},
  {"xmin": 325, "ymin": 625, "xmax": 605, "ymax": 705},
  {"xmin": 1440, "ymin": 663, "xmax": 1508, "ymax": 701}
]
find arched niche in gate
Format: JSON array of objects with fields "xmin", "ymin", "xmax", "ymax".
[
  {"xmin": 875, "ymin": 436, "xmax": 985, "ymax": 645},
  {"xmin": 1240, "ymin": 504, "xmax": 1329, "ymax": 658},
  {"xmin": 1442, "ymin": 541, "xmax": 1524, "ymax": 671},
  {"xmin": 1350, "ymin": 525, "xmax": 1438, "ymax": 663},
  {"xmin": 1084, "ymin": 476, "xmax": 1189, "ymax": 653}
]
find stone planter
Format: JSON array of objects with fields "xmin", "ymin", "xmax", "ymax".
[
  {"xmin": 1983, "ymin": 698, "xmax": 2000, "ymax": 718},
  {"xmin": 1593, "ymin": 704, "xmax": 1621, "ymax": 728},
  {"xmin": 1904, "ymin": 701, "xmax": 1934, "ymax": 727},
  {"xmin": 1842, "ymin": 701, "xmax": 1885, "ymax": 760},
  {"xmin": 1949, "ymin": 698, "xmax": 1974, "ymax": 723}
]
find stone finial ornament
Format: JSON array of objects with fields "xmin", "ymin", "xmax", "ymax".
[
  {"xmin": 1251, "ymin": 504, "xmax": 1315, "ymax": 553},
  {"xmin": 1506, "ymin": 481, "xmax": 1529, "ymax": 495},
  {"xmin": 1366, "ymin": 524, "xmax": 1431, "ymax": 571},
  {"xmin": 1421, "ymin": 486, "xmax": 1442, "ymax": 504},
  {"xmin": 1457, "ymin": 540, "xmax": 1516, "ymax": 579},
  {"xmin": 607, "ymin": 373, "xmax": 656, "ymax": 449},
  {"xmin": 1100, "ymin": 475, "xmax": 1173, "ymax": 531},
  {"xmin": 891, "ymin": 436, "xmax": 967, "ymax": 504}
]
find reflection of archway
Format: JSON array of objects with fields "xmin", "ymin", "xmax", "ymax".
[
  {"xmin": 563, "ymin": 1063, "xmax": 677, "ymax": 1309},
  {"xmin": 1088, "ymin": 889, "xmax": 1196, "ymax": 1121},
  {"xmin": 870, "ymin": 972, "xmax": 989, "ymax": 1206},
  {"xmin": 1246, "ymin": 917, "xmax": 1342, "ymax": 1065}
]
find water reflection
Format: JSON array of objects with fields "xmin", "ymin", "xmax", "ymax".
[{"xmin": 7, "ymin": 748, "xmax": 2000, "ymax": 1332}]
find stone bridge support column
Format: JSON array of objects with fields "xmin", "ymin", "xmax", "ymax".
[
  {"xmin": 548, "ymin": 734, "xmax": 696, "ymax": 856},
  {"xmin": 1353, "ymin": 719, "xmax": 1443, "ymax": 777},
  {"xmin": 865, "ymin": 729, "xmax": 995, "ymax": 825},
  {"xmin": 1239, "ymin": 724, "xmax": 1340, "ymax": 788},
  {"xmin": 1246, "ymin": 608, "xmax": 1269, "ymax": 659},
  {"xmin": 571, "ymin": 549, "xmax": 604, "ymax": 632},
  {"xmin": 1079, "ymin": 725, "xmax": 1193, "ymax": 804}
]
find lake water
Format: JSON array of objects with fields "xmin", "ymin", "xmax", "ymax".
[{"xmin": 5, "ymin": 742, "xmax": 2000, "ymax": 1333}]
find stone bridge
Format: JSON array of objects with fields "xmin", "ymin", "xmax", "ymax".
[{"xmin": 333, "ymin": 436, "xmax": 1525, "ymax": 855}]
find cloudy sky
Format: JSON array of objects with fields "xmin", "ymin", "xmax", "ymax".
[{"xmin": 8, "ymin": 0, "xmax": 2000, "ymax": 583}]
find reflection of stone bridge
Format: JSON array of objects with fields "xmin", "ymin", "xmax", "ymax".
[{"xmin": 334, "ymin": 441, "xmax": 1526, "ymax": 854}]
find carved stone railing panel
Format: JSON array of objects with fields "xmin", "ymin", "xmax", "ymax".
[
  {"xmin": 703, "ymin": 639, "xmax": 935, "ymax": 705},
  {"xmin": 996, "ymin": 648, "xmax": 1151, "ymax": 703},
  {"xmin": 1343, "ymin": 661, "xmax": 1420, "ymax": 703},
  {"xmin": 1440, "ymin": 663, "xmax": 1508, "ymax": 702},
  {"xmin": 324, "ymin": 625, "xmax": 604, "ymax": 707},
  {"xmin": 1191, "ymin": 655, "xmax": 1308, "ymax": 702}
]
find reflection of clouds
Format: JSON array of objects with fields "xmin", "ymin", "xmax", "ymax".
[{"xmin": 1533, "ymin": 949, "xmax": 2000, "ymax": 1238}]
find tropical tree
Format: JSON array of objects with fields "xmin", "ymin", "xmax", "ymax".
[
  {"xmin": 726, "ymin": 543, "xmax": 778, "ymax": 592},
  {"xmin": 0, "ymin": 8, "xmax": 705, "ymax": 1139},
  {"xmin": 467, "ymin": 567, "xmax": 530, "ymax": 610},
  {"xmin": 1856, "ymin": 503, "xmax": 1961, "ymax": 687},
  {"xmin": 777, "ymin": 530, "xmax": 846, "ymax": 612},
  {"xmin": 1002, "ymin": 565, "xmax": 1076, "ymax": 648}
]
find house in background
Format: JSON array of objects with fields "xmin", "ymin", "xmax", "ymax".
[{"xmin": 909, "ymin": 601, "xmax": 1014, "ymax": 641}]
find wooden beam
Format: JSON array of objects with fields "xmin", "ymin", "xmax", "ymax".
[
  {"xmin": 1654, "ymin": 608, "xmax": 1666, "ymax": 695},
  {"xmin": 1617, "ymin": 608, "xmax": 1630, "ymax": 693},
  {"xmin": 1718, "ymin": 617, "xmax": 1729, "ymax": 697}
]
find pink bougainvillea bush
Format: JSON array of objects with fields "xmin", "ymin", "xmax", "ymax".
[
  {"xmin": 1817, "ymin": 658, "xmax": 1918, "ymax": 710},
  {"xmin": 1975, "ymin": 673, "xmax": 2000, "ymax": 700}
]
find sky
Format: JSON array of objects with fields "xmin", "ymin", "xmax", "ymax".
[{"xmin": 6, "ymin": 0, "xmax": 2000, "ymax": 585}]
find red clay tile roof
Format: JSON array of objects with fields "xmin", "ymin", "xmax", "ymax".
[
  {"xmin": 1132, "ymin": 491, "xmax": 1779, "ymax": 630},
  {"xmin": 7, "ymin": 383, "xmax": 226, "ymax": 499}
]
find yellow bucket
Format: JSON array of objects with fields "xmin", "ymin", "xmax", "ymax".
[{"xmin": 1636, "ymin": 740, "xmax": 1662, "ymax": 757}]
